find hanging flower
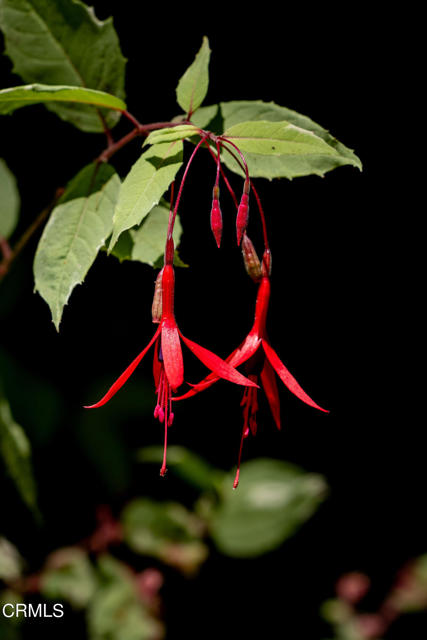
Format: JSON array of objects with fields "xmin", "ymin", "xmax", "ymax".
[
  {"xmin": 85, "ymin": 262, "xmax": 258, "ymax": 476},
  {"xmin": 174, "ymin": 239, "xmax": 328, "ymax": 486}
]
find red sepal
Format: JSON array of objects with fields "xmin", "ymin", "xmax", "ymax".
[
  {"xmin": 261, "ymin": 340, "xmax": 328, "ymax": 413},
  {"xmin": 84, "ymin": 327, "xmax": 161, "ymax": 409},
  {"xmin": 260, "ymin": 358, "xmax": 281, "ymax": 430},
  {"xmin": 179, "ymin": 332, "xmax": 259, "ymax": 388}
]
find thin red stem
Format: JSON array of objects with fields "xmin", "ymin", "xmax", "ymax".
[
  {"xmin": 218, "ymin": 142, "xmax": 270, "ymax": 250},
  {"xmin": 219, "ymin": 137, "xmax": 250, "ymax": 184},
  {"xmin": 250, "ymin": 183, "xmax": 270, "ymax": 251},
  {"xmin": 167, "ymin": 133, "xmax": 211, "ymax": 238},
  {"xmin": 204, "ymin": 142, "xmax": 239, "ymax": 209}
]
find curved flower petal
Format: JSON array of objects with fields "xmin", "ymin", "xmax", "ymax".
[
  {"xmin": 174, "ymin": 333, "xmax": 262, "ymax": 401},
  {"xmin": 84, "ymin": 327, "xmax": 161, "ymax": 409},
  {"xmin": 262, "ymin": 339, "xmax": 329, "ymax": 413},
  {"xmin": 260, "ymin": 359, "xmax": 281, "ymax": 430},
  {"xmin": 161, "ymin": 324, "xmax": 184, "ymax": 391},
  {"xmin": 179, "ymin": 332, "xmax": 259, "ymax": 388}
]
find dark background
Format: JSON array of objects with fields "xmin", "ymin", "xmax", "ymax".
[{"xmin": 1, "ymin": 3, "xmax": 419, "ymax": 638}]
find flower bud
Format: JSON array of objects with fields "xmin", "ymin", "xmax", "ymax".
[
  {"xmin": 241, "ymin": 234, "xmax": 262, "ymax": 282},
  {"xmin": 236, "ymin": 192, "xmax": 249, "ymax": 246},
  {"xmin": 151, "ymin": 267, "xmax": 164, "ymax": 323},
  {"xmin": 210, "ymin": 186, "xmax": 223, "ymax": 248}
]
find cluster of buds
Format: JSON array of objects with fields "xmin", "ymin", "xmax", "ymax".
[{"xmin": 86, "ymin": 129, "xmax": 327, "ymax": 485}]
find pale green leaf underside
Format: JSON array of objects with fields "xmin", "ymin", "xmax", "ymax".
[
  {"xmin": 0, "ymin": 390, "xmax": 38, "ymax": 514},
  {"xmin": 110, "ymin": 201, "xmax": 182, "ymax": 267},
  {"xmin": 0, "ymin": 0, "xmax": 126, "ymax": 132},
  {"xmin": 0, "ymin": 158, "xmax": 20, "ymax": 238},
  {"xmin": 0, "ymin": 84, "xmax": 126, "ymax": 116},
  {"xmin": 110, "ymin": 141, "xmax": 183, "ymax": 249},
  {"xmin": 145, "ymin": 124, "xmax": 200, "ymax": 146},
  {"xmin": 34, "ymin": 163, "xmax": 120, "ymax": 330},
  {"xmin": 176, "ymin": 36, "xmax": 210, "ymax": 115},
  {"xmin": 185, "ymin": 100, "xmax": 361, "ymax": 179},
  {"xmin": 223, "ymin": 119, "xmax": 339, "ymax": 156},
  {"xmin": 211, "ymin": 459, "xmax": 327, "ymax": 557}
]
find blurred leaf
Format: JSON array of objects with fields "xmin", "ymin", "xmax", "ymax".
[
  {"xmin": 33, "ymin": 163, "xmax": 120, "ymax": 330},
  {"xmin": 138, "ymin": 445, "xmax": 223, "ymax": 492},
  {"xmin": 0, "ymin": 389, "xmax": 38, "ymax": 516},
  {"xmin": 0, "ymin": 158, "xmax": 20, "ymax": 239},
  {"xmin": 210, "ymin": 458, "xmax": 327, "ymax": 557},
  {"xmin": 110, "ymin": 201, "xmax": 183, "ymax": 267},
  {"xmin": 41, "ymin": 547, "xmax": 97, "ymax": 609},
  {"xmin": 122, "ymin": 498, "xmax": 208, "ymax": 574},
  {"xmin": 220, "ymin": 100, "xmax": 361, "ymax": 178},
  {"xmin": 145, "ymin": 125, "xmax": 199, "ymax": 146},
  {"xmin": 0, "ymin": 0, "xmax": 126, "ymax": 132},
  {"xmin": 0, "ymin": 348, "xmax": 63, "ymax": 446},
  {"xmin": 87, "ymin": 554, "xmax": 163, "ymax": 640},
  {"xmin": 387, "ymin": 555, "xmax": 427, "ymax": 613},
  {"xmin": 0, "ymin": 537, "xmax": 23, "ymax": 581},
  {"xmin": 0, "ymin": 589, "xmax": 24, "ymax": 638},
  {"xmin": 110, "ymin": 142, "xmax": 183, "ymax": 249},
  {"xmin": 0, "ymin": 84, "xmax": 126, "ymax": 116},
  {"xmin": 176, "ymin": 37, "xmax": 210, "ymax": 115}
]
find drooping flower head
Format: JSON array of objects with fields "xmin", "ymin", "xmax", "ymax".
[
  {"xmin": 85, "ymin": 235, "xmax": 257, "ymax": 477},
  {"xmin": 174, "ymin": 235, "xmax": 328, "ymax": 487}
]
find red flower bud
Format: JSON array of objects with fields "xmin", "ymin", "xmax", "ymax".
[
  {"xmin": 236, "ymin": 192, "xmax": 249, "ymax": 246},
  {"xmin": 210, "ymin": 188, "xmax": 223, "ymax": 248},
  {"xmin": 241, "ymin": 234, "xmax": 262, "ymax": 282}
]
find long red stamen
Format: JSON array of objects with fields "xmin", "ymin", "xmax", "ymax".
[{"xmin": 234, "ymin": 374, "xmax": 259, "ymax": 488}]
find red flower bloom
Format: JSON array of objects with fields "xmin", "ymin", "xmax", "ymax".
[
  {"xmin": 175, "ymin": 270, "xmax": 328, "ymax": 486},
  {"xmin": 85, "ymin": 264, "xmax": 258, "ymax": 476}
]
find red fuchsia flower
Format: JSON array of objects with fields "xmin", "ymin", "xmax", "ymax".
[
  {"xmin": 85, "ymin": 255, "xmax": 258, "ymax": 476},
  {"xmin": 174, "ymin": 238, "xmax": 328, "ymax": 487}
]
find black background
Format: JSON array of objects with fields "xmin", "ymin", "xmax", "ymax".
[{"xmin": 1, "ymin": 3, "xmax": 420, "ymax": 639}]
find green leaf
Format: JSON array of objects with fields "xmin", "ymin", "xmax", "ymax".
[
  {"xmin": 122, "ymin": 498, "xmax": 208, "ymax": 574},
  {"xmin": 0, "ymin": 538, "xmax": 23, "ymax": 581},
  {"xmin": 110, "ymin": 201, "xmax": 183, "ymax": 267},
  {"xmin": 138, "ymin": 445, "xmax": 223, "ymax": 492},
  {"xmin": 176, "ymin": 36, "xmax": 210, "ymax": 115},
  {"xmin": 223, "ymin": 119, "xmax": 339, "ymax": 156},
  {"xmin": 185, "ymin": 104, "xmax": 219, "ymax": 129},
  {"xmin": 0, "ymin": 84, "xmax": 126, "ymax": 116},
  {"xmin": 87, "ymin": 555, "xmax": 163, "ymax": 640},
  {"xmin": 110, "ymin": 141, "xmax": 183, "ymax": 249},
  {"xmin": 145, "ymin": 124, "xmax": 200, "ymax": 146},
  {"xmin": 220, "ymin": 100, "xmax": 361, "ymax": 178},
  {"xmin": 41, "ymin": 547, "xmax": 97, "ymax": 609},
  {"xmin": 33, "ymin": 163, "xmax": 120, "ymax": 330},
  {"xmin": 0, "ymin": 0, "xmax": 126, "ymax": 132},
  {"xmin": 0, "ymin": 158, "xmax": 20, "ymax": 239},
  {"xmin": 210, "ymin": 458, "xmax": 327, "ymax": 557},
  {"xmin": 0, "ymin": 589, "xmax": 24, "ymax": 638},
  {"xmin": 0, "ymin": 388, "xmax": 38, "ymax": 515}
]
